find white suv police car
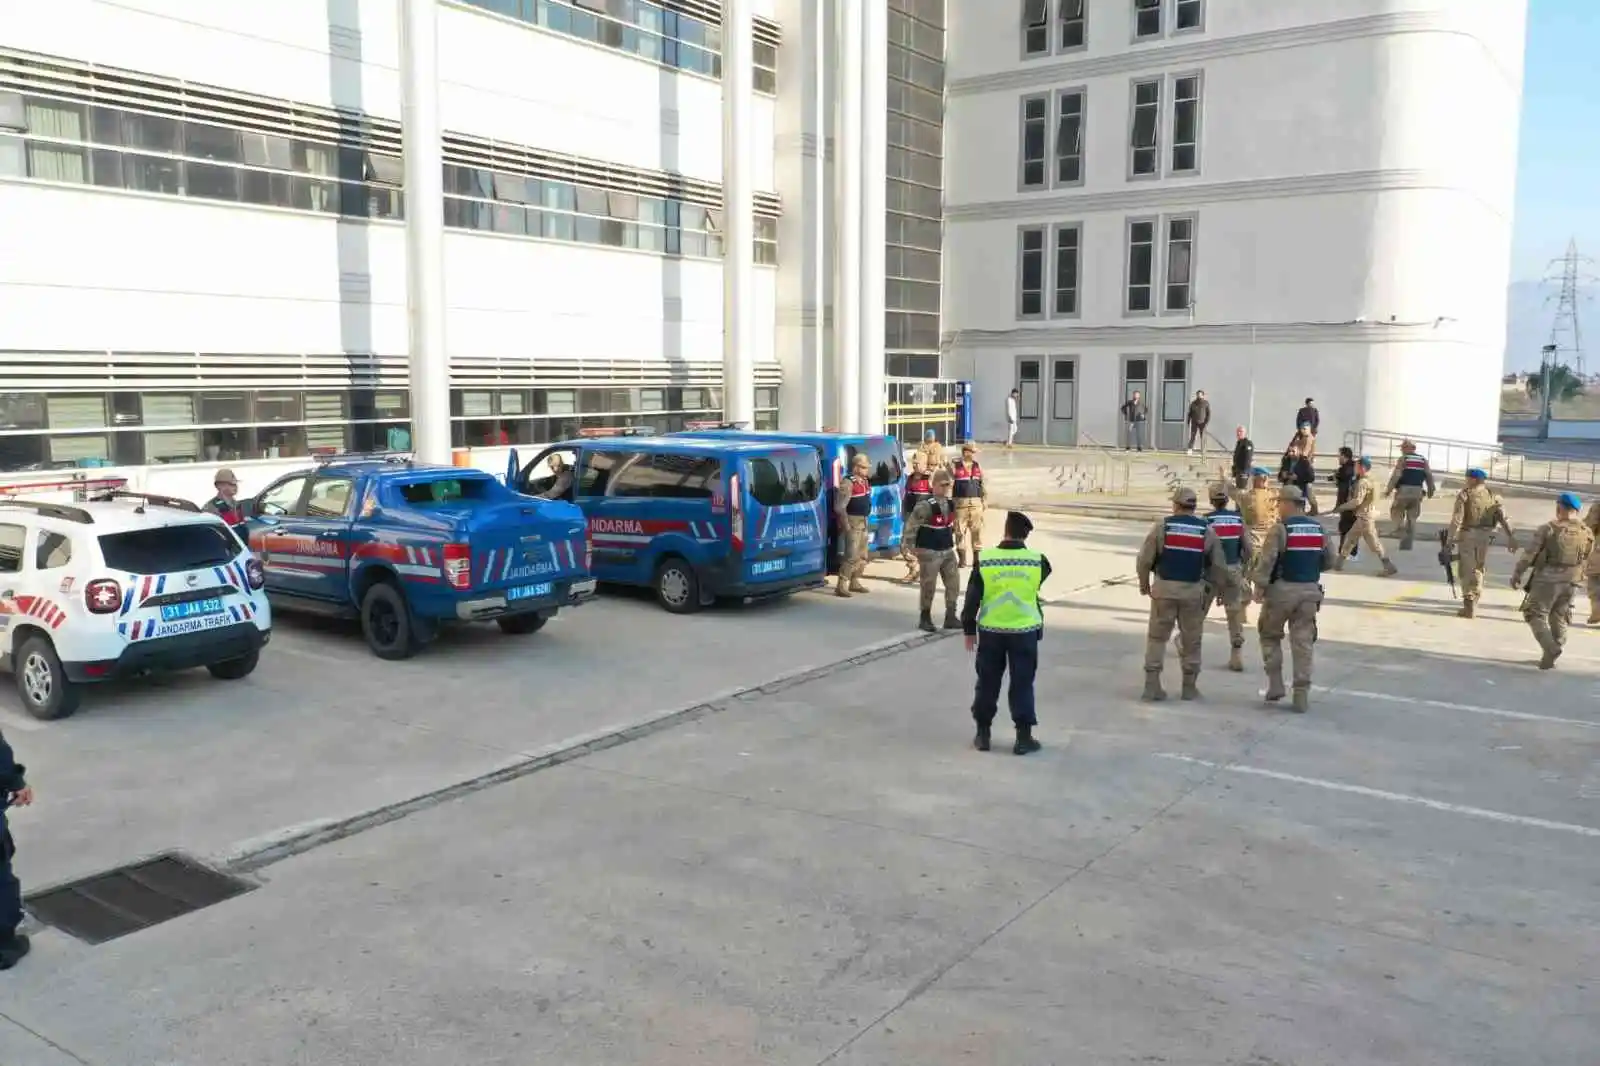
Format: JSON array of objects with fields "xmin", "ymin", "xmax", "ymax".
[{"xmin": 0, "ymin": 481, "xmax": 271, "ymax": 720}]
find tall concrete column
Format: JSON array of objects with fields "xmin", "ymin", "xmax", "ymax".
[
  {"xmin": 399, "ymin": 0, "xmax": 450, "ymax": 463},
  {"xmin": 772, "ymin": 0, "xmax": 828, "ymax": 431},
  {"xmin": 833, "ymin": 0, "xmax": 863, "ymax": 432},
  {"xmin": 856, "ymin": 0, "xmax": 887, "ymax": 435},
  {"xmin": 721, "ymin": 0, "xmax": 756, "ymax": 427}
]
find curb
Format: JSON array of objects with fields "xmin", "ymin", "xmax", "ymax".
[{"xmin": 221, "ymin": 626, "xmax": 959, "ymax": 874}]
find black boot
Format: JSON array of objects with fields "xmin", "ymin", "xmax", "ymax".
[
  {"xmin": 942, "ymin": 607, "xmax": 961, "ymax": 631},
  {"xmin": 918, "ymin": 609, "xmax": 936, "ymax": 633},
  {"xmin": 1013, "ymin": 725, "xmax": 1041, "ymax": 755},
  {"xmin": 0, "ymin": 933, "xmax": 31, "ymax": 971},
  {"xmin": 973, "ymin": 722, "xmax": 991, "ymax": 751}
]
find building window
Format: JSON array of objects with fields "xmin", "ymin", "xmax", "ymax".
[
  {"xmin": 1164, "ymin": 215, "xmax": 1195, "ymax": 312},
  {"xmin": 1052, "ymin": 224, "xmax": 1080, "ymax": 317},
  {"xmin": 1054, "ymin": 89, "xmax": 1084, "ymax": 186},
  {"xmin": 1134, "ymin": 0, "xmax": 1162, "ymax": 38},
  {"xmin": 1171, "ymin": 74, "xmax": 1201, "ymax": 173},
  {"xmin": 1126, "ymin": 218, "xmax": 1156, "ymax": 314},
  {"xmin": 1023, "ymin": 0, "xmax": 1049, "ymax": 56},
  {"xmin": 1129, "ymin": 78, "xmax": 1160, "ymax": 178},
  {"xmin": 1176, "ymin": 0, "xmax": 1205, "ymax": 32},
  {"xmin": 1059, "ymin": 0, "xmax": 1086, "ymax": 50},
  {"xmin": 1018, "ymin": 225, "xmax": 1046, "ymax": 319},
  {"xmin": 1019, "ymin": 94, "xmax": 1048, "ymax": 189}
]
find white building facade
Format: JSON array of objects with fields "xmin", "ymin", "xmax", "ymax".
[
  {"xmin": 0, "ymin": 0, "xmax": 949, "ymax": 493},
  {"xmin": 943, "ymin": 0, "xmax": 1527, "ymax": 455}
]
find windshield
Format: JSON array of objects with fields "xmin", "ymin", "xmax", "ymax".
[
  {"xmin": 99, "ymin": 523, "xmax": 238, "ymax": 573},
  {"xmin": 845, "ymin": 438, "xmax": 904, "ymax": 487},
  {"xmin": 744, "ymin": 450, "xmax": 823, "ymax": 506}
]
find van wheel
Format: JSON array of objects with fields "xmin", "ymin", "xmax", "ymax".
[
  {"xmin": 207, "ymin": 649, "xmax": 260, "ymax": 680},
  {"xmin": 15, "ymin": 635, "xmax": 80, "ymax": 720},
  {"xmin": 655, "ymin": 558, "xmax": 701, "ymax": 614},
  {"xmin": 361, "ymin": 580, "xmax": 422, "ymax": 660},
  {"xmin": 497, "ymin": 612, "xmax": 547, "ymax": 635}
]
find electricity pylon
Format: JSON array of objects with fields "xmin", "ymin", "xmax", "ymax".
[{"xmin": 1543, "ymin": 239, "xmax": 1595, "ymax": 377}]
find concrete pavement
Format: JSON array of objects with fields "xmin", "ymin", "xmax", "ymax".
[{"xmin": 1, "ymin": 510, "xmax": 1597, "ymax": 1065}]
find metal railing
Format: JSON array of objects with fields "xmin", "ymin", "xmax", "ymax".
[{"xmin": 1344, "ymin": 428, "xmax": 1600, "ymax": 490}]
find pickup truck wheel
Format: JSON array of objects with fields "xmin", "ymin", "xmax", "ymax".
[
  {"xmin": 361, "ymin": 581, "xmax": 421, "ymax": 660},
  {"xmin": 497, "ymin": 612, "xmax": 547, "ymax": 635},
  {"xmin": 15, "ymin": 635, "xmax": 81, "ymax": 721},
  {"xmin": 207, "ymin": 649, "xmax": 260, "ymax": 680},
  {"xmin": 655, "ymin": 558, "xmax": 701, "ymax": 615}
]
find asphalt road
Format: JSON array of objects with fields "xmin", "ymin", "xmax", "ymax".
[{"xmin": 1, "ymin": 513, "xmax": 1596, "ymax": 1066}]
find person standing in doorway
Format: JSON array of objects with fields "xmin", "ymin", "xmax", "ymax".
[
  {"xmin": 1185, "ymin": 390, "xmax": 1211, "ymax": 457},
  {"xmin": 1294, "ymin": 397, "xmax": 1320, "ymax": 456},
  {"xmin": 1229, "ymin": 427, "xmax": 1254, "ymax": 489},
  {"xmin": 1121, "ymin": 391, "xmax": 1148, "ymax": 451},
  {"xmin": 1005, "ymin": 389, "xmax": 1020, "ymax": 450}
]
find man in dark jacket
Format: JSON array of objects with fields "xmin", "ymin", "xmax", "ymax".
[
  {"xmin": 1, "ymin": 729, "xmax": 33, "ymax": 969},
  {"xmin": 1229, "ymin": 426, "xmax": 1254, "ymax": 487},
  {"xmin": 1120, "ymin": 392, "xmax": 1148, "ymax": 451},
  {"xmin": 1185, "ymin": 390, "xmax": 1211, "ymax": 456}
]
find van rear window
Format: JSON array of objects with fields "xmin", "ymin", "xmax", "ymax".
[
  {"xmin": 396, "ymin": 478, "xmax": 493, "ymax": 505},
  {"xmin": 745, "ymin": 451, "xmax": 823, "ymax": 506},
  {"xmin": 99, "ymin": 523, "xmax": 238, "ymax": 574},
  {"xmin": 846, "ymin": 438, "xmax": 904, "ymax": 487}
]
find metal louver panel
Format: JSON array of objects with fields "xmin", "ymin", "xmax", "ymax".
[
  {"xmin": 1, "ymin": 351, "xmax": 782, "ymax": 390},
  {"xmin": 656, "ymin": 0, "xmax": 782, "ymax": 46},
  {"xmin": 0, "ymin": 48, "xmax": 781, "ymax": 215}
]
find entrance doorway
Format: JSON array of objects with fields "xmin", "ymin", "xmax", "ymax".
[
  {"xmin": 1156, "ymin": 355, "xmax": 1191, "ymax": 450},
  {"xmin": 1119, "ymin": 355, "xmax": 1150, "ymax": 450},
  {"xmin": 1046, "ymin": 356, "xmax": 1077, "ymax": 446},
  {"xmin": 1013, "ymin": 356, "xmax": 1043, "ymax": 445}
]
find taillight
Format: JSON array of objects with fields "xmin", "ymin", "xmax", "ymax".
[
  {"xmin": 729, "ymin": 473, "xmax": 745, "ymax": 553},
  {"xmin": 584, "ymin": 531, "xmax": 593, "ymax": 571},
  {"xmin": 442, "ymin": 543, "xmax": 472, "ymax": 590},
  {"xmin": 245, "ymin": 558, "xmax": 265, "ymax": 589},
  {"xmin": 85, "ymin": 578, "xmax": 122, "ymax": 615}
]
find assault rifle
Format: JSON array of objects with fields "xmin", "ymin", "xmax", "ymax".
[{"xmin": 1437, "ymin": 529, "xmax": 1457, "ymax": 599}]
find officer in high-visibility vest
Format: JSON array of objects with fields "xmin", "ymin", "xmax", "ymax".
[{"xmin": 960, "ymin": 511, "xmax": 1051, "ymax": 755}]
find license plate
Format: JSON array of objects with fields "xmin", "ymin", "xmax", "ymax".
[
  {"xmin": 570, "ymin": 578, "xmax": 598, "ymax": 595},
  {"xmin": 507, "ymin": 582, "xmax": 553, "ymax": 602},
  {"xmin": 160, "ymin": 597, "xmax": 224, "ymax": 622},
  {"xmin": 751, "ymin": 558, "xmax": 787, "ymax": 577}
]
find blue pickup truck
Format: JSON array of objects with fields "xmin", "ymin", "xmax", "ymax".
[{"xmin": 240, "ymin": 455, "xmax": 594, "ymax": 659}]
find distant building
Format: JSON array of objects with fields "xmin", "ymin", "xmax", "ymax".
[{"xmin": 942, "ymin": 0, "xmax": 1528, "ymax": 450}]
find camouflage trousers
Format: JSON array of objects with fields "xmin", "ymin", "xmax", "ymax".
[
  {"xmin": 1457, "ymin": 529, "xmax": 1492, "ymax": 603},
  {"xmin": 1523, "ymin": 578, "xmax": 1576, "ymax": 656},
  {"xmin": 955, "ymin": 501, "xmax": 984, "ymax": 565},
  {"xmin": 1211, "ymin": 565, "xmax": 1247, "ymax": 649},
  {"xmin": 916, "ymin": 549, "xmax": 959, "ymax": 613},
  {"xmin": 1259, "ymin": 583, "xmax": 1323, "ymax": 690},
  {"xmin": 1390, "ymin": 488, "xmax": 1425, "ymax": 546},
  {"xmin": 1339, "ymin": 515, "xmax": 1388, "ymax": 564},
  {"xmin": 1588, "ymin": 576, "xmax": 1600, "ymax": 622},
  {"xmin": 838, "ymin": 515, "xmax": 870, "ymax": 585},
  {"xmin": 1145, "ymin": 596, "xmax": 1206, "ymax": 678}
]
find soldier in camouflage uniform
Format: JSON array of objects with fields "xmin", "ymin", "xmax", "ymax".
[
  {"xmin": 912, "ymin": 430, "xmax": 949, "ymax": 476},
  {"xmin": 1137, "ymin": 487, "xmax": 1227, "ymax": 702},
  {"xmin": 908, "ymin": 470, "xmax": 961, "ymax": 632},
  {"xmin": 1584, "ymin": 500, "xmax": 1600, "ymax": 624},
  {"xmin": 1511, "ymin": 492, "xmax": 1595, "ymax": 669},
  {"xmin": 1222, "ymin": 465, "xmax": 1279, "ymax": 614},
  {"xmin": 900, "ymin": 455, "xmax": 933, "ymax": 582},
  {"xmin": 1445, "ymin": 467, "xmax": 1518, "ymax": 619},
  {"xmin": 1250, "ymin": 485, "xmax": 1339, "ymax": 712},
  {"xmin": 1203, "ymin": 483, "xmax": 1252, "ymax": 672},
  {"xmin": 1334, "ymin": 456, "xmax": 1399, "ymax": 576},
  {"xmin": 1384, "ymin": 439, "xmax": 1435, "ymax": 549}
]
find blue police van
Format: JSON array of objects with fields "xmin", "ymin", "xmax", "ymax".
[
  {"xmin": 671, "ymin": 429, "xmax": 906, "ymax": 574},
  {"xmin": 241, "ymin": 454, "xmax": 594, "ymax": 659},
  {"xmin": 507, "ymin": 432, "xmax": 827, "ymax": 613}
]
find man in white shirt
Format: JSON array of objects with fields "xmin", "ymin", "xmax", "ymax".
[{"xmin": 1005, "ymin": 389, "xmax": 1020, "ymax": 450}]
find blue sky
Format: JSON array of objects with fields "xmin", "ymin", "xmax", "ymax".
[{"xmin": 1512, "ymin": 0, "xmax": 1599, "ymax": 282}]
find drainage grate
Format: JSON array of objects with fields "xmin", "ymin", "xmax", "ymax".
[{"xmin": 25, "ymin": 853, "xmax": 253, "ymax": 944}]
